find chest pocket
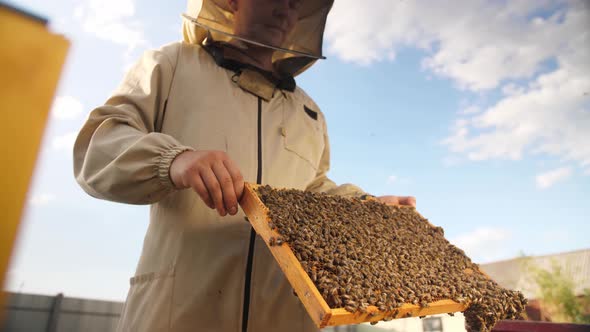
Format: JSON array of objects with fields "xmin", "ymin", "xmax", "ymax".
[{"xmin": 281, "ymin": 104, "xmax": 325, "ymax": 170}]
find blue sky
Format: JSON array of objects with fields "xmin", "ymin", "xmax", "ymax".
[{"xmin": 4, "ymin": 0, "xmax": 589, "ymax": 301}]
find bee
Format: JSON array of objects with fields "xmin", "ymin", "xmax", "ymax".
[
  {"xmin": 330, "ymin": 287, "xmax": 339, "ymax": 296},
  {"xmin": 345, "ymin": 300, "xmax": 357, "ymax": 307}
]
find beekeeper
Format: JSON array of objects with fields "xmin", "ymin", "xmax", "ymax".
[{"xmin": 73, "ymin": 0, "xmax": 415, "ymax": 331}]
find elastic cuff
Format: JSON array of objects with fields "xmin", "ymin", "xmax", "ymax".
[{"xmin": 157, "ymin": 146, "xmax": 195, "ymax": 189}]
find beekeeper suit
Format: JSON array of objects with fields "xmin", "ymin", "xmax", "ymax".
[{"xmin": 73, "ymin": 0, "xmax": 369, "ymax": 331}]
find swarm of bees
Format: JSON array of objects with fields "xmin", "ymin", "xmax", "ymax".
[{"xmin": 255, "ymin": 185, "xmax": 527, "ymax": 332}]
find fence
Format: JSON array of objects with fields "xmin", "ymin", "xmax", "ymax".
[{"xmin": 1, "ymin": 292, "xmax": 122, "ymax": 332}]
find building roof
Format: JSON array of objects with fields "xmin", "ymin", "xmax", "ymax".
[{"xmin": 480, "ymin": 248, "xmax": 590, "ymax": 299}]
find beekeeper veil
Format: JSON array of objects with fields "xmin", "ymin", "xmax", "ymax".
[{"xmin": 182, "ymin": 0, "xmax": 334, "ymax": 76}]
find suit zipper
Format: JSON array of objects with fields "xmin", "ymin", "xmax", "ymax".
[{"xmin": 242, "ymin": 97, "xmax": 262, "ymax": 332}]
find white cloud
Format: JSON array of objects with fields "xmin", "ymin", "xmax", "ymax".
[
  {"xmin": 29, "ymin": 193, "xmax": 56, "ymax": 206},
  {"xmin": 458, "ymin": 105, "xmax": 481, "ymax": 115},
  {"xmin": 325, "ymin": 1, "xmax": 590, "ymax": 174},
  {"xmin": 443, "ymin": 64, "xmax": 590, "ymax": 166},
  {"xmin": 501, "ymin": 84, "xmax": 525, "ymax": 97},
  {"xmin": 74, "ymin": 0, "xmax": 147, "ymax": 52},
  {"xmin": 51, "ymin": 96, "xmax": 84, "ymax": 120},
  {"xmin": 536, "ymin": 167, "xmax": 572, "ymax": 189},
  {"xmin": 326, "ymin": 0, "xmax": 577, "ymax": 89},
  {"xmin": 387, "ymin": 175, "xmax": 397, "ymax": 184},
  {"xmin": 52, "ymin": 131, "xmax": 78, "ymax": 152},
  {"xmin": 451, "ymin": 227, "xmax": 512, "ymax": 263}
]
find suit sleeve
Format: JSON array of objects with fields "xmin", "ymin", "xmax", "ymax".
[{"xmin": 73, "ymin": 45, "xmax": 194, "ymax": 205}]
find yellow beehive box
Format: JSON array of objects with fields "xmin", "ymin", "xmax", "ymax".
[{"xmin": 0, "ymin": 3, "xmax": 70, "ymax": 315}]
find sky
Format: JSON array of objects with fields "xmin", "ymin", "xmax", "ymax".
[{"xmin": 3, "ymin": 0, "xmax": 589, "ymax": 302}]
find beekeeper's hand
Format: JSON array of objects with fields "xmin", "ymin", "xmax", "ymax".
[
  {"xmin": 376, "ymin": 195, "xmax": 416, "ymax": 207},
  {"xmin": 170, "ymin": 150, "xmax": 244, "ymax": 216}
]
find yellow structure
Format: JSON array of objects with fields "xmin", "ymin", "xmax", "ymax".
[{"xmin": 0, "ymin": 3, "xmax": 69, "ymax": 318}]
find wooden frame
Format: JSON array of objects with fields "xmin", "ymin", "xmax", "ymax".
[{"xmin": 239, "ymin": 183, "xmax": 469, "ymax": 328}]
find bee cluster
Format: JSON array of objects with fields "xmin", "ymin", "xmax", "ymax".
[{"xmin": 255, "ymin": 185, "xmax": 527, "ymax": 331}]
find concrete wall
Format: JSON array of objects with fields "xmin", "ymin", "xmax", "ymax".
[{"xmin": 1, "ymin": 292, "xmax": 122, "ymax": 332}]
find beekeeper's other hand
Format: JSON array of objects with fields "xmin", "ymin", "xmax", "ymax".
[{"xmin": 376, "ymin": 195, "xmax": 416, "ymax": 207}]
